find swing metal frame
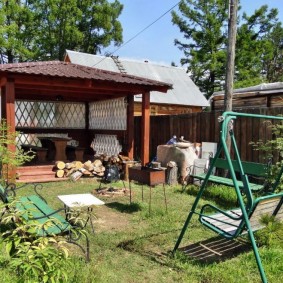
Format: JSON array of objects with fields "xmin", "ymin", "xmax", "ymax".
[{"xmin": 173, "ymin": 111, "xmax": 283, "ymax": 283}]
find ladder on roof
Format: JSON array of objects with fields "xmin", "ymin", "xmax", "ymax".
[{"xmin": 111, "ymin": 56, "xmax": 127, "ymax": 74}]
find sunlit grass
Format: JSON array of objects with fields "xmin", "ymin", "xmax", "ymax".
[{"xmin": 0, "ymin": 179, "xmax": 282, "ymax": 282}]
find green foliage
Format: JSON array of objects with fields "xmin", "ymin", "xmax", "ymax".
[
  {"xmin": 0, "ymin": 0, "xmax": 38, "ymax": 63},
  {"xmin": 0, "ymin": 0, "xmax": 123, "ymax": 62},
  {"xmin": 235, "ymin": 5, "xmax": 281, "ymax": 87},
  {"xmin": 255, "ymin": 215, "xmax": 283, "ymax": 247},
  {"xmin": 251, "ymin": 120, "xmax": 283, "ymax": 192},
  {"xmin": 0, "ymin": 120, "xmax": 34, "ymax": 181},
  {"xmin": 172, "ymin": 0, "xmax": 228, "ymax": 97},
  {"xmin": 0, "ymin": 200, "xmax": 70, "ymax": 283},
  {"xmin": 172, "ymin": 1, "xmax": 283, "ymax": 97}
]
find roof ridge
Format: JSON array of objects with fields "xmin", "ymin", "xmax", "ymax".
[{"xmin": 0, "ymin": 60, "xmax": 62, "ymax": 69}]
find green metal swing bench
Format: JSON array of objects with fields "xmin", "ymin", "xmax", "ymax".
[{"xmin": 173, "ymin": 111, "xmax": 283, "ymax": 283}]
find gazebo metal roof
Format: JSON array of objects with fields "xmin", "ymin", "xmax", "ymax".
[{"xmin": 0, "ymin": 61, "xmax": 171, "ymax": 102}]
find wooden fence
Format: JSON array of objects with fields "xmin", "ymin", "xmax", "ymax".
[{"xmin": 134, "ymin": 108, "xmax": 283, "ymax": 163}]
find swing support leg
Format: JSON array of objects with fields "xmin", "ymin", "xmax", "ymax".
[
  {"xmin": 173, "ymin": 146, "xmax": 224, "ymax": 254},
  {"xmin": 246, "ymin": 223, "xmax": 268, "ymax": 283}
]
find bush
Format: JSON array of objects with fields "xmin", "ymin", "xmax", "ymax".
[
  {"xmin": 0, "ymin": 200, "xmax": 71, "ymax": 283},
  {"xmin": 0, "ymin": 120, "xmax": 34, "ymax": 182}
]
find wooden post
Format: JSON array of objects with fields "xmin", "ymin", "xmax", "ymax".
[
  {"xmin": 2, "ymin": 79, "xmax": 16, "ymax": 181},
  {"xmin": 141, "ymin": 91, "xmax": 150, "ymax": 165},
  {"xmin": 127, "ymin": 95, "xmax": 134, "ymax": 159}
]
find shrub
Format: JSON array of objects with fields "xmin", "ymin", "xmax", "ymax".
[
  {"xmin": 0, "ymin": 120, "xmax": 34, "ymax": 182},
  {"xmin": 0, "ymin": 200, "xmax": 71, "ymax": 283}
]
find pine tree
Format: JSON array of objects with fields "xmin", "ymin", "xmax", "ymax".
[
  {"xmin": 172, "ymin": 1, "xmax": 283, "ymax": 97},
  {"xmin": 172, "ymin": 0, "xmax": 228, "ymax": 97}
]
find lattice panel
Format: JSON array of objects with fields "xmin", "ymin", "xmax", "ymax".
[
  {"xmin": 17, "ymin": 133, "xmax": 41, "ymax": 147},
  {"xmin": 89, "ymin": 97, "xmax": 127, "ymax": 130},
  {"xmin": 91, "ymin": 134, "xmax": 122, "ymax": 156},
  {"xmin": 15, "ymin": 101, "xmax": 85, "ymax": 128}
]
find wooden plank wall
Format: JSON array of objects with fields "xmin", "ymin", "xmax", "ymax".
[{"xmin": 134, "ymin": 108, "xmax": 283, "ymax": 163}]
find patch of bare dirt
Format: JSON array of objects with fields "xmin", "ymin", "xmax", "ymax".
[{"xmin": 92, "ymin": 202, "xmax": 130, "ymax": 233}]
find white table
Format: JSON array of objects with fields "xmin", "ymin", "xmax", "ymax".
[{"xmin": 58, "ymin": 193, "xmax": 105, "ymax": 233}]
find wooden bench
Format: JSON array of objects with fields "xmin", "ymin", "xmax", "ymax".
[
  {"xmin": 191, "ymin": 158, "xmax": 269, "ymax": 192},
  {"xmin": 21, "ymin": 144, "xmax": 48, "ymax": 163},
  {"xmin": 0, "ymin": 183, "xmax": 90, "ymax": 261}
]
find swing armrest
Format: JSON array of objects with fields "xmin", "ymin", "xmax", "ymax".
[{"xmin": 200, "ymin": 203, "xmax": 242, "ymax": 221}]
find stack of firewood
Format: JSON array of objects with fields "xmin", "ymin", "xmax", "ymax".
[
  {"xmin": 53, "ymin": 154, "xmax": 133, "ymax": 181},
  {"xmin": 54, "ymin": 159, "xmax": 106, "ymax": 181}
]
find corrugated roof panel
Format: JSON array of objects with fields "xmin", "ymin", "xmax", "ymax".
[
  {"xmin": 0, "ymin": 60, "xmax": 171, "ymax": 89},
  {"xmin": 66, "ymin": 50, "xmax": 209, "ymax": 107}
]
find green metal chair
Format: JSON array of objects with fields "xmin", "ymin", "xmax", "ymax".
[{"xmin": 173, "ymin": 111, "xmax": 283, "ymax": 283}]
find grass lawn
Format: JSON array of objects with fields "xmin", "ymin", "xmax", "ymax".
[{"xmin": 0, "ymin": 178, "xmax": 282, "ymax": 282}]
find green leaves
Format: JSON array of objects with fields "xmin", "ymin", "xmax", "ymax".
[
  {"xmin": 0, "ymin": 120, "xmax": 35, "ymax": 182},
  {"xmin": 0, "ymin": 0, "xmax": 123, "ymax": 62},
  {"xmin": 0, "ymin": 200, "xmax": 71, "ymax": 282},
  {"xmin": 172, "ymin": 0, "xmax": 228, "ymax": 97},
  {"xmin": 172, "ymin": 1, "xmax": 283, "ymax": 97}
]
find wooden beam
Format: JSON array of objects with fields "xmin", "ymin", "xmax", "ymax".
[
  {"xmin": 5, "ymin": 79, "xmax": 16, "ymax": 131},
  {"xmin": 15, "ymin": 91, "xmax": 127, "ymax": 102},
  {"xmin": 0, "ymin": 77, "xmax": 7, "ymax": 87},
  {"xmin": 141, "ymin": 91, "xmax": 150, "ymax": 165},
  {"xmin": 12, "ymin": 75, "xmax": 164, "ymax": 93},
  {"xmin": 3, "ymin": 79, "xmax": 16, "ymax": 181},
  {"xmin": 127, "ymin": 95, "xmax": 134, "ymax": 159}
]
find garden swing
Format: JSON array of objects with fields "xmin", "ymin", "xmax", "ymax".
[{"xmin": 173, "ymin": 111, "xmax": 283, "ymax": 283}]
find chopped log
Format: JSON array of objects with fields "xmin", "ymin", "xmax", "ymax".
[
  {"xmin": 93, "ymin": 165, "xmax": 105, "ymax": 173},
  {"xmin": 65, "ymin": 167, "xmax": 77, "ymax": 177},
  {"xmin": 65, "ymin": 162, "xmax": 75, "ymax": 170},
  {"xmin": 70, "ymin": 170, "xmax": 83, "ymax": 181},
  {"xmin": 93, "ymin": 159, "xmax": 102, "ymax": 167},
  {"xmin": 79, "ymin": 168, "xmax": 92, "ymax": 176},
  {"xmin": 84, "ymin": 160, "xmax": 94, "ymax": 171},
  {"xmin": 56, "ymin": 169, "xmax": 65, "ymax": 178},
  {"xmin": 72, "ymin": 161, "xmax": 83, "ymax": 170},
  {"xmin": 55, "ymin": 161, "xmax": 65, "ymax": 170},
  {"xmin": 118, "ymin": 154, "xmax": 131, "ymax": 162},
  {"xmin": 96, "ymin": 171, "xmax": 105, "ymax": 177}
]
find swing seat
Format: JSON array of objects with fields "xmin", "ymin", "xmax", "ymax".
[{"xmin": 200, "ymin": 192, "xmax": 283, "ymax": 239}]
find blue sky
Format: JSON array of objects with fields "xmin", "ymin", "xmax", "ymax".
[{"xmin": 102, "ymin": 0, "xmax": 283, "ymax": 66}]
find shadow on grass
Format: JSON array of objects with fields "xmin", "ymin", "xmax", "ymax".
[
  {"xmin": 117, "ymin": 228, "xmax": 184, "ymax": 268},
  {"xmin": 105, "ymin": 201, "xmax": 142, "ymax": 213},
  {"xmin": 176, "ymin": 235, "xmax": 252, "ymax": 264},
  {"xmin": 118, "ymin": 231, "xmax": 252, "ymax": 269}
]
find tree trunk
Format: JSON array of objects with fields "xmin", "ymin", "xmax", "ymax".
[
  {"xmin": 224, "ymin": 0, "xmax": 238, "ymax": 158},
  {"xmin": 224, "ymin": 0, "xmax": 238, "ymax": 111}
]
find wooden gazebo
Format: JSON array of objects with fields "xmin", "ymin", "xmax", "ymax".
[{"xmin": 0, "ymin": 61, "xmax": 171, "ymax": 181}]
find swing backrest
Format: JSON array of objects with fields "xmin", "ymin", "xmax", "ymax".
[{"xmin": 248, "ymin": 193, "xmax": 283, "ymax": 232}]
